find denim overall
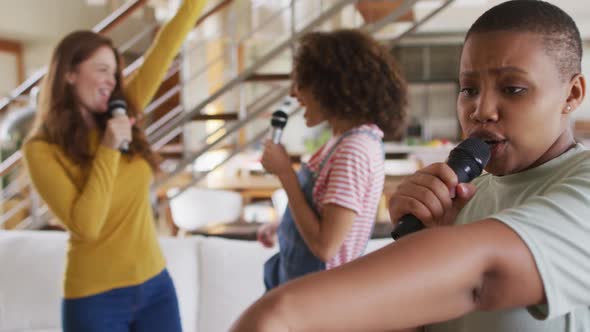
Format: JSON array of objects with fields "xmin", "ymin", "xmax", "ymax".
[{"xmin": 264, "ymin": 128, "xmax": 383, "ymax": 290}]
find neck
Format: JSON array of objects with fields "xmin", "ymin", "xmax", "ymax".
[
  {"xmin": 330, "ymin": 118, "xmax": 359, "ymax": 136},
  {"xmin": 530, "ymin": 129, "xmax": 577, "ymax": 169},
  {"xmin": 79, "ymin": 107, "xmax": 97, "ymax": 129}
]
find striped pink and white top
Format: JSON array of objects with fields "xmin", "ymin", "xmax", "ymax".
[{"xmin": 307, "ymin": 124, "xmax": 385, "ymax": 270}]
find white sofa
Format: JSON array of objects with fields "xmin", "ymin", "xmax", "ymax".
[{"xmin": 0, "ymin": 230, "xmax": 391, "ymax": 332}]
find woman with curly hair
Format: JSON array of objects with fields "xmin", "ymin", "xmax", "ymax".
[
  {"xmin": 258, "ymin": 29, "xmax": 407, "ymax": 290},
  {"xmin": 22, "ymin": 1, "xmax": 207, "ymax": 331}
]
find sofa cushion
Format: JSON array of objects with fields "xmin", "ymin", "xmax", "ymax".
[
  {"xmin": 0, "ymin": 230, "xmax": 392, "ymax": 332},
  {"xmin": 159, "ymin": 236, "xmax": 201, "ymax": 332},
  {"xmin": 197, "ymin": 237, "xmax": 277, "ymax": 332},
  {"xmin": 195, "ymin": 236, "xmax": 391, "ymax": 332},
  {"xmin": 366, "ymin": 238, "xmax": 392, "ymax": 253},
  {"xmin": 0, "ymin": 231, "xmax": 201, "ymax": 332},
  {"xmin": 0, "ymin": 230, "xmax": 66, "ymax": 332}
]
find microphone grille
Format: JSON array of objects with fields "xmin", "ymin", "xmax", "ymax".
[
  {"xmin": 455, "ymin": 137, "xmax": 491, "ymax": 167},
  {"xmin": 108, "ymin": 98, "xmax": 127, "ymax": 111},
  {"xmin": 271, "ymin": 110, "xmax": 288, "ymax": 129},
  {"xmin": 447, "ymin": 137, "xmax": 491, "ymax": 182}
]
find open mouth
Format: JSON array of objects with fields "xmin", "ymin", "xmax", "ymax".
[
  {"xmin": 99, "ymin": 88, "xmax": 111, "ymax": 98},
  {"xmin": 483, "ymin": 139, "xmax": 505, "ymax": 147},
  {"xmin": 469, "ymin": 131, "xmax": 507, "ymax": 155},
  {"xmin": 481, "ymin": 139, "xmax": 508, "ymax": 157}
]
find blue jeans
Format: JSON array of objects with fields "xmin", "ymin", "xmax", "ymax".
[{"xmin": 62, "ymin": 269, "xmax": 182, "ymax": 332}]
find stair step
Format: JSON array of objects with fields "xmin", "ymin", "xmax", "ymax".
[
  {"xmin": 245, "ymin": 73, "xmax": 290, "ymax": 82},
  {"xmin": 191, "ymin": 113, "xmax": 239, "ymax": 121}
]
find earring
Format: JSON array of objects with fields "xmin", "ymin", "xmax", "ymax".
[{"xmin": 566, "ymin": 105, "xmax": 572, "ymax": 112}]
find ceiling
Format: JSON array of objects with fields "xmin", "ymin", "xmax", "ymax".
[
  {"xmin": 1, "ymin": 0, "xmax": 589, "ymax": 43},
  {"xmin": 0, "ymin": 0, "xmax": 109, "ymax": 42}
]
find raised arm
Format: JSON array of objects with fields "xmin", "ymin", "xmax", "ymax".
[
  {"xmin": 125, "ymin": 0, "xmax": 208, "ymax": 110},
  {"xmin": 23, "ymin": 141, "xmax": 120, "ymax": 241},
  {"xmin": 230, "ymin": 219, "xmax": 544, "ymax": 332}
]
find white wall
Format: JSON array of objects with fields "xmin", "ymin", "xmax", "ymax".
[
  {"xmin": 22, "ymin": 41, "xmax": 56, "ymax": 78},
  {"xmin": 0, "ymin": 0, "xmax": 108, "ymax": 42},
  {"xmin": 0, "ymin": 1, "xmax": 151, "ymax": 97},
  {"xmin": 572, "ymin": 41, "xmax": 590, "ymax": 120},
  {"xmin": 0, "ymin": 53, "xmax": 18, "ymax": 97}
]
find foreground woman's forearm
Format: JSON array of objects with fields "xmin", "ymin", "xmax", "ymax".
[{"xmin": 230, "ymin": 220, "xmax": 543, "ymax": 331}]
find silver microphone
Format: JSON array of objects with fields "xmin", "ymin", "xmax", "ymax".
[
  {"xmin": 270, "ymin": 110, "xmax": 288, "ymax": 144},
  {"xmin": 270, "ymin": 98, "xmax": 291, "ymax": 143},
  {"xmin": 108, "ymin": 98, "xmax": 130, "ymax": 153}
]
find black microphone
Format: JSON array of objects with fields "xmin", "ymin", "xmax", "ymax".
[
  {"xmin": 108, "ymin": 98, "xmax": 130, "ymax": 153},
  {"xmin": 390, "ymin": 137, "xmax": 491, "ymax": 240},
  {"xmin": 270, "ymin": 108, "xmax": 289, "ymax": 144}
]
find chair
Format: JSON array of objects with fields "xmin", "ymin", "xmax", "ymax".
[{"xmin": 168, "ymin": 187, "xmax": 243, "ymax": 235}]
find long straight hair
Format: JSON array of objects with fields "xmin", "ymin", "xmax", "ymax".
[{"xmin": 26, "ymin": 30, "xmax": 159, "ymax": 170}]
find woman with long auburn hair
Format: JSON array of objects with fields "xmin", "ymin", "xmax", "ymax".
[{"xmin": 22, "ymin": 1, "xmax": 207, "ymax": 331}]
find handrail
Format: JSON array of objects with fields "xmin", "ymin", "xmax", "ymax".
[
  {"xmin": 0, "ymin": 150, "xmax": 21, "ymax": 178},
  {"xmin": 92, "ymin": 0, "xmax": 148, "ymax": 34},
  {"xmin": 154, "ymin": 87, "xmax": 290, "ymax": 190},
  {"xmin": 0, "ymin": 197, "xmax": 30, "ymax": 227},
  {"xmin": 164, "ymin": 106, "xmax": 303, "ymax": 201},
  {"xmin": 0, "ymin": 0, "xmax": 231, "ymax": 181},
  {"xmin": 126, "ymin": 0, "xmax": 234, "ymax": 79},
  {"xmin": 148, "ymin": 0, "xmax": 358, "ymax": 145},
  {"xmin": 0, "ymin": 0, "xmax": 148, "ymax": 113},
  {"xmin": 386, "ymin": 0, "xmax": 455, "ymax": 46},
  {"xmin": 3, "ymin": 0, "xmax": 455, "ymax": 230},
  {"xmin": 152, "ymin": 0, "xmax": 455, "ymax": 194},
  {"xmin": 195, "ymin": 0, "xmax": 233, "ymax": 27},
  {"xmin": 149, "ymin": 0, "xmax": 421, "ymax": 145}
]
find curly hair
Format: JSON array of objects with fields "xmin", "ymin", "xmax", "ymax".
[
  {"xmin": 293, "ymin": 29, "xmax": 407, "ymax": 136},
  {"xmin": 26, "ymin": 30, "xmax": 159, "ymax": 170}
]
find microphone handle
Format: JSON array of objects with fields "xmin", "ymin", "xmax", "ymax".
[
  {"xmin": 119, "ymin": 140, "xmax": 129, "ymax": 153},
  {"xmin": 112, "ymin": 108, "xmax": 130, "ymax": 153},
  {"xmin": 271, "ymin": 128, "xmax": 283, "ymax": 144},
  {"xmin": 390, "ymin": 214, "xmax": 425, "ymax": 240}
]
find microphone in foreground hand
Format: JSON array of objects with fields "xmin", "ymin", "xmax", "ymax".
[
  {"xmin": 108, "ymin": 98, "xmax": 130, "ymax": 153},
  {"xmin": 391, "ymin": 137, "xmax": 491, "ymax": 239},
  {"xmin": 270, "ymin": 109, "xmax": 289, "ymax": 144}
]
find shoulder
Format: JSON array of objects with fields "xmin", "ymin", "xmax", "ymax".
[
  {"xmin": 337, "ymin": 125, "xmax": 383, "ymax": 158},
  {"xmin": 22, "ymin": 138, "xmax": 80, "ymax": 168},
  {"xmin": 342, "ymin": 124, "xmax": 383, "ymax": 143},
  {"xmin": 22, "ymin": 139, "xmax": 54, "ymax": 157},
  {"xmin": 563, "ymin": 146, "xmax": 590, "ymax": 171},
  {"xmin": 542, "ymin": 145, "xmax": 590, "ymax": 184},
  {"xmin": 22, "ymin": 139, "xmax": 60, "ymax": 173}
]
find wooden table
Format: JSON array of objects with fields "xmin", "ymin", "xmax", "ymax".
[
  {"xmin": 199, "ymin": 174, "xmax": 282, "ymax": 203},
  {"xmin": 159, "ymin": 171, "xmax": 408, "ymax": 236},
  {"xmin": 192, "ymin": 220, "xmax": 395, "ymax": 241}
]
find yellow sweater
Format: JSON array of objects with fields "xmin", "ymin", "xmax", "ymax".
[{"xmin": 23, "ymin": 0, "xmax": 207, "ymax": 299}]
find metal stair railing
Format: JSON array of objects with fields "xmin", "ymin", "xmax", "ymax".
[
  {"xmin": 147, "ymin": 0, "xmax": 359, "ymax": 146},
  {"xmin": 0, "ymin": 0, "xmax": 234, "ymax": 229},
  {"xmin": 151, "ymin": 0, "xmax": 456, "ymax": 202},
  {"xmin": 155, "ymin": 86, "xmax": 291, "ymax": 189},
  {"xmin": 0, "ymin": 0, "xmax": 149, "ymax": 113},
  {"xmin": 2, "ymin": 0, "xmax": 455, "ymax": 229}
]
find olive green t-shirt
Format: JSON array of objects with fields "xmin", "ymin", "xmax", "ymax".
[{"xmin": 428, "ymin": 143, "xmax": 590, "ymax": 332}]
